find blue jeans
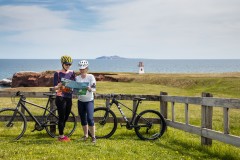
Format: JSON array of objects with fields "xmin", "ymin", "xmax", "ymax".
[{"xmin": 78, "ymin": 100, "xmax": 94, "ymax": 126}]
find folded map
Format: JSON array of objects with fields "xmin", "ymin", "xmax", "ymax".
[{"xmin": 61, "ymin": 78, "xmax": 89, "ymax": 89}]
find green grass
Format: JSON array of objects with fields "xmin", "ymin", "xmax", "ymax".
[
  {"xmin": 0, "ymin": 127, "xmax": 239, "ymax": 160},
  {"xmin": 1, "ymin": 73, "xmax": 240, "ymax": 160}
]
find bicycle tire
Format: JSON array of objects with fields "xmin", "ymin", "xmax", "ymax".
[
  {"xmin": 0, "ymin": 108, "xmax": 27, "ymax": 141},
  {"xmin": 93, "ymin": 107, "xmax": 117, "ymax": 139},
  {"xmin": 45, "ymin": 109, "xmax": 77, "ymax": 138},
  {"xmin": 134, "ymin": 110, "xmax": 166, "ymax": 140}
]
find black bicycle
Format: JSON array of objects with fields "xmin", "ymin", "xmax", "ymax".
[
  {"xmin": 0, "ymin": 91, "xmax": 77, "ymax": 141},
  {"xmin": 93, "ymin": 94, "xmax": 166, "ymax": 140}
]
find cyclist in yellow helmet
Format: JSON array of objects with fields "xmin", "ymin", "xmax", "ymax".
[
  {"xmin": 53, "ymin": 55, "xmax": 75, "ymax": 142},
  {"xmin": 61, "ymin": 55, "xmax": 73, "ymax": 71}
]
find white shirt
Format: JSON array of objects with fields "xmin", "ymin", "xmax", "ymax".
[{"xmin": 75, "ymin": 74, "xmax": 96, "ymax": 102}]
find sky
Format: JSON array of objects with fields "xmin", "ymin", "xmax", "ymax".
[{"xmin": 0, "ymin": 0, "xmax": 240, "ymax": 59}]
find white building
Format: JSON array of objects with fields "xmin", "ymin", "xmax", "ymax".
[{"xmin": 138, "ymin": 62, "xmax": 145, "ymax": 74}]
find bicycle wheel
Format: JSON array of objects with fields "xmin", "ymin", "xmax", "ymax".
[
  {"xmin": 134, "ymin": 110, "xmax": 166, "ymax": 140},
  {"xmin": 45, "ymin": 109, "xmax": 77, "ymax": 138},
  {"xmin": 0, "ymin": 108, "xmax": 27, "ymax": 141},
  {"xmin": 93, "ymin": 107, "xmax": 117, "ymax": 138}
]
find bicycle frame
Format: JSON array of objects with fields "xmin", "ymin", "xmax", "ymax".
[
  {"xmin": 109, "ymin": 97, "xmax": 142, "ymax": 129},
  {"xmin": 13, "ymin": 94, "xmax": 58, "ymax": 127}
]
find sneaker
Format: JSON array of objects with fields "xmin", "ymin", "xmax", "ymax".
[
  {"xmin": 91, "ymin": 137, "xmax": 96, "ymax": 143},
  {"xmin": 80, "ymin": 136, "xmax": 88, "ymax": 141},
  {"xmin": 58, "ymin": 136, "xmax": 70, "ymax": 142}
]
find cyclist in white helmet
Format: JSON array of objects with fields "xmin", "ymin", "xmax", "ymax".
[{"xmin": 76, "ymin": 60, "xmax": 97, "ymax": 143}]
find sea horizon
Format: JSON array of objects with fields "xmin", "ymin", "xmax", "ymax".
[{"xmin": 0, "ymin": 59, "xmax": 240, "ymax": 81}]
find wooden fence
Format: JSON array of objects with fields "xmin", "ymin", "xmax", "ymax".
[{"xmin": 0, "ymin": 91, "xmax": 240, "ymax": 147}]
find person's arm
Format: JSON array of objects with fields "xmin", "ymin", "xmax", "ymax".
[
  {"xmin": 71, "ymin": 70, "xmax": 76, "ymax": 81},
  {"xmin": 53, "ymin": 72, "xmax": 62, "ymax": 90},
  {"xmin": 87, "ymin": 75, "xmax": 96, "ymax": 92}
]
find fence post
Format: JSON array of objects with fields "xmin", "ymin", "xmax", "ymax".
[
  {"xmin": 171, "ymin": 102, "xmax": 175, "ymax": 122},
  {"xmin": 223, "ymin": 107, "xmax": 229, "ymax": 134},
  {"xmin": 49, "ymin": 88, "xmax": 56, "ymax": 134},
  {"xmin": 185, "ymin": 103, "xmax": 189, "ymax": 125},
  {"xmin": 201, "ymin": 92, "xmax": 213, "ymax": 146},
  {"xmin": 160, "ymin": 92, "xmax": 168, "ymax": 119}
]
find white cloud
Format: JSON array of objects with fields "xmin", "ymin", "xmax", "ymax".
[
  {"xmin": 0, "ymin": 5, "xmax": 70, "ymax": 31},
  {"xmin": 0, "ymin": 0, "xmax": 240, "ymax": 59}
]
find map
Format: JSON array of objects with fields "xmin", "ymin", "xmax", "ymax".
[{"xmin": 61, "ymin": 78, "xmax": 89, "ymax": 95}]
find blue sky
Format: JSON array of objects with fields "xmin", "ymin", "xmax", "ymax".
[{"xmin": 0, "ymin": 0, "xmax": 240, "ymax": 59}]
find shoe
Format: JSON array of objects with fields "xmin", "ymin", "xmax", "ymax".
[
  {"xmin": 58, "ymin": 136, "xmax": 70, "ymax": 142},
  {"xmin": 80, "ymin": 136, "xmax": 88, "ymax": 141},
  {"xmin": 91, "ymin": 137, "xmax": 96, "ymax": 143}
]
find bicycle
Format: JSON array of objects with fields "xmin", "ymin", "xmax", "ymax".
[
  {"xmin": 0, "ymin": 91, "xmax": 77, "ymax": 141},
  {"xmin": 93, "ymin": 94, "xmax": 166, "ymax": 140}
]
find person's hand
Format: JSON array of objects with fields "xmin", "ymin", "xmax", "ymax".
[
  {"xmin": 87, "ymin": 86, "xmax": 92, "ymax": 92},
  {"xmin": 55, "ymin": 82, "xmax": 63, "ymax": 90},
  {"xmin": 58, "ymin": 82, "xmax": 63, "ymax": 88}
]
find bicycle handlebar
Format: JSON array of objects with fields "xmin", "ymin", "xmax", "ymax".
[
  {"xmin": 15, "ymin": 91, "xmax": 23, "ymax": 97},
  {"xmin": 13, "ymin": 91, "xmax": 55, "ymax": 98}
]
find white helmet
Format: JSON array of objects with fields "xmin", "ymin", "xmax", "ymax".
[{"xmin": 78, "ymin": 60, "xmax": 89, "ymax": 69}]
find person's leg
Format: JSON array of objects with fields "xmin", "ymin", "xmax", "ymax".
[
  {"xmin": 64, "ymin": 98, "xmax": 72, "ymax": 127},
  {"xmin": 86, "ymin": 101, "xmax": 95, "ymax": 141},
  {"xmin": 55, "ymin": 96, "xmax": 66, "ymax": 137},
  {"xmin": 82, "ymin": 125, "xmax": 88, "ymax": 138},
  {"xmin": 78, "ymin": 101, "xmax": 88, "ymax": 138},
  {"xmin": 57, "ymin": 97, "xmax": 72, "ymax": 141},
  {"xmin": 89, "ymin": 126, "xmax": 95, "ymax": 139}
]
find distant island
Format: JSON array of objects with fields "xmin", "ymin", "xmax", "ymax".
[{"xmin": 96, "ymin": 55, "xmax": 126, "ymax": 59}]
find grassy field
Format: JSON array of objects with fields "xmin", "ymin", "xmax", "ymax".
[{"xmin": 0, "ymin": 73, "xmax": 240, "ymax": 160}]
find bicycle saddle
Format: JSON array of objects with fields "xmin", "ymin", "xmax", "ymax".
[{"xmin": 43, "ymin": 93, "xmax": 56, "ymax": 97}]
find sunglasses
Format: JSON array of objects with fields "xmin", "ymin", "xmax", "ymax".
[{"xmin": 64, "ymin": 63, "xmax": 72, "ymax": 66}]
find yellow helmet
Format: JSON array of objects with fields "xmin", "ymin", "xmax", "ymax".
[{"xmin": 61, "ymin": 55, "xmax": 72, "ymax": 64}]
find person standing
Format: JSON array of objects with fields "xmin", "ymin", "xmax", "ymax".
[
  {"xmin": 53, "ymin": 55, "xmax": 75, "ymax": 142},
  {"xmin": 76, "ymin": 60, "xmax": 96, "ymax": 143}
]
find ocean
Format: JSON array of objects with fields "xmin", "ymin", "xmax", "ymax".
[{"xmin": 0, "ymin": 59, "xmax": 240, "ymax": 81}]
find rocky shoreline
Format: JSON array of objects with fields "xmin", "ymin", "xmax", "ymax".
[
  {"xmin": 0, "ymin": 78, "xmax": 12, "ymax": 87},
  {"xmin": 0, "ymin": 71, "xmax": 119, "ymax": 88}
]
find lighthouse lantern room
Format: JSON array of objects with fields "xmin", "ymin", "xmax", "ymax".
[{"xmin": 138, "ymin": 62, "xmax": 145, "ymax": 74}]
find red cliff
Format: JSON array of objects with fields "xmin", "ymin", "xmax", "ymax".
[{"xmin": 11, "ymin": 71, "xmax": 118, "ymax": 88}]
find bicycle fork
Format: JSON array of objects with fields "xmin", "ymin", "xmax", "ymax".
[
  {"xmin": 6, "ymin": 102, "xmax": 22, "ymax": 127},
  {"xmin": 6, "ymin": 109, "xmax": 19, "ymax": 127}
]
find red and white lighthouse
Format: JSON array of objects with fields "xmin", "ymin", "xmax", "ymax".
[{"xmin": 138, "ymin": 62, "xmax": 145, "ymax": 74}]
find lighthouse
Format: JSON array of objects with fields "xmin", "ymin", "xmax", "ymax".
[{"xmin": 138, "ymin": 62, "xmax": 145, "ymax": 74}]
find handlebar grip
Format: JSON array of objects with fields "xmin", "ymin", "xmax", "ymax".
[{"xmin": 15, "ymin": 91, "xmax": 21, "ymax": 96}]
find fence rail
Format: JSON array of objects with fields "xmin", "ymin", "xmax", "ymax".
[{"xmin": 0, "ymin": 91, "xmax": 240, "ymax": 147}]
